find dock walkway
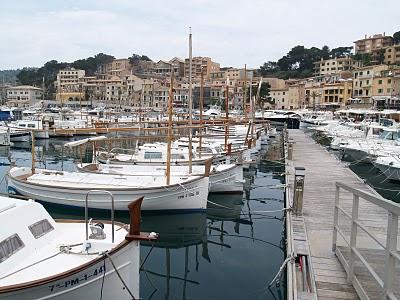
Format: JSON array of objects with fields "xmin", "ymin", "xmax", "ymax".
[{"xmin": 286, "ymin": 129, "xmax": 398, "ymax": 300}]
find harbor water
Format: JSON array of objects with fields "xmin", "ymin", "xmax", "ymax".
[{"xmin": 0, "ymin": 135, "xmax": 287, "ymax": 299}]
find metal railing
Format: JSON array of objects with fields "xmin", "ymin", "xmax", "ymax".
[
  {"xmin": 85, "ymin": 190, "xmax": 115, "ymax": 243},
  {"xmin": 333, "ymin": 181, "xmax": 400, "ymax": 300}
]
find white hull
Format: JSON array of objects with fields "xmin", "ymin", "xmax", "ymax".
[
  {"xmin": 0, "ymin": 241, "xmax": 140, "ymax": 300},
  {"xmin": 78, "ymin": 163, "xmax": 244, "ymax": 194},
  {"xmin": 10, "ymin": 132, "xmax": 31, "ymax": 142},
  {"xmin": 34, "ymin": 130, "xmax": 49, "ymax": 139},
  {"xmin": 7, "ymin": 167, "xmax": 209, "ymax": 211}
]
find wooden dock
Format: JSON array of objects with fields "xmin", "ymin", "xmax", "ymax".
[{"xmin": 285, "ymin": 129, "xmax": 400, "ymax": 300}]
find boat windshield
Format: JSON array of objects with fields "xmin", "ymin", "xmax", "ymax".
[{"xmin": 379, "ymin": 130, "xmax": 400, "ymax": 141}]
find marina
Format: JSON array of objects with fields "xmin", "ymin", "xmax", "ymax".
[{"xmin": 1, "ymin": 4, "xmax": 400, "ymax": 297}]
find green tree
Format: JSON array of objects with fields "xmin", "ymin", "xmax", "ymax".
[
  {"xmin": 247, "ymin": 82, "xmax": 271, "ymax": 109},
  {"xmin": 393, "ymin": 31, "xmax": 400, "ymax": 44},
  {"xmin": 330, "ymin": 46, "xmax": 353, "ymax": 58}
]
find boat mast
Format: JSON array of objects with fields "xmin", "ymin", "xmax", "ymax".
[
  {"xmin": 243, "ymin": 64, "xmax": 247, "ymax": 120},
  {"xmin": 31, "ymin": 131, "xmax": 35, "ymax": 174},
  {"xmin": 199, "ymin": 67, "xmax": 204, "ymax": 158},
  {"xmin": 225, "ymin": 77, "xmax": 229, "ymax": 151},
  {"xmin": 166, "ymin": 71, "xmax": 174, "ymax": 185},
  {"xmin": 188, "ymin": 27, "xmax": 193, "ymax": 173}
]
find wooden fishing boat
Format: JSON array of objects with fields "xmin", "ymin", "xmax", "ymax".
[
  {"xmin": 0, "ymin": 195, "xmax": 157, "ymax": 299},
  {"xmin": 7, "ymin": 165, "xmax": 211, "ymax": 211},
  {"xmin": 77, "ymin": 162, "xmax": 244, "ymax": 194}
]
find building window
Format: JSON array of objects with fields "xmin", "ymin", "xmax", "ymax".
[
  {"xmin": 378, "ymin": 89, "xmax": 383, "ymax": 93},
  {"xmin": 378, "ymin": 80, "xmax": 382, "ymax": 84},
  {"xmin": 388, "ymin": 79, "xmax": 392, "ymax": 84}
]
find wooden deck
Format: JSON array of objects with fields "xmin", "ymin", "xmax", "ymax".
[{"xmin": 286, "ymin": 129, "xmax": 393, "ymax": 300}]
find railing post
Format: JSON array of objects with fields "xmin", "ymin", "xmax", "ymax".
[
  {"xmin": 332, "ymin": 184, "xmax": 340, "ymax": 252},
  {"xmin": 382, "ymin": 212, "xmax": 398, "ymax": 299},
  {"xmin": 348, "ymin": 194, "xmax": 359, "ymax": 283}
]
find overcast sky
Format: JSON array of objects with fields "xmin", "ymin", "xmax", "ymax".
[{"xmin": 0, "ymin": 0, "xmax": 399, "ymax": 70}]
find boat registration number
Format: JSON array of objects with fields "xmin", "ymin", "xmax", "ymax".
[{"xmin": 49, "ymin": 265, "xmax": 106, "ymax": 292}]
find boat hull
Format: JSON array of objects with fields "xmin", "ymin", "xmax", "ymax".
[
  {"xmin": 10, "ymin": 132, "xmax": 31, "ymax": 142},
  {"xmin": 0, "ymin": 240, "xmax": 140, "ymax": 300},
  {"xmin": 7, "ymin": 168, "xmax": 209, "ymax": 211}
]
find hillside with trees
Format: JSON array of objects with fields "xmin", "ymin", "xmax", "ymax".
[
  {"xmin": 15, "ymin": 53, "xmax": 152, "ymax": 98},
  {"xmin": 259, "ymin": 45, "xmax": 353, "ymax": 79}
]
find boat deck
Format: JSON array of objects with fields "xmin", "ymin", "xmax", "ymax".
[{"xmin": 287, "ymin": 129, "xmax": 398, "ymax": 299}]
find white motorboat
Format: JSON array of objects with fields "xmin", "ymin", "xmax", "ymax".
[
  {"xmin": 373, "ymin": 155, "xmax": 400, "ymax": 181},
  {"xmin": 0, "ymin": 195, "xmax": 157, "ymax": 299},
  {"xmin": 77, "ymin": 162, "xmax": 244, "ymax": 194},
  {"xmin": 97, "ymin": 143, "xmax": 215, "ymax": 166},
  {"xmin": 8, "ymin": 120, "xmax": 49, "ymax": 139},
  {"xmin": 7, "ymin": 165, "xmax": 211, "ymax": 211}
]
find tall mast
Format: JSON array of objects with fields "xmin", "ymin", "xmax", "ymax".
[
  {"xmin": 188, "ymin": 27, "xmax": 193, "ymax": 173},
  {"xmin": 224, "ymin": 77, "xmax": 229, "ymax": 151},
  {"xmin": 243, "ymin": 64, "xmax": 247, "ymax": 120},
  {"xmin": 166, "ymin": 71, "xmax": 174, "ymax": 185},
  {"xmin": 199, "ymin": 67, "xmax": 204, "ymax": 158}
]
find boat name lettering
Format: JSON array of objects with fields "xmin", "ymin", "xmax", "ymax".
[
  {"xmin": 49, "ymin": 265, "xmax": 106, "ymax": 292},
  {"xmin": 178, "ymin": 190, "xmax": 200, "ymax": 199}
]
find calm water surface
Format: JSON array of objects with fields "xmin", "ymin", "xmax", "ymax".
[{"xmin": 0, "ymin": 135, "xmax": 286, "ymax": 300}]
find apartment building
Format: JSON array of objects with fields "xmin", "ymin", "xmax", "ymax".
[
  {"xmin": 354, "ymin": 33, "xmax": 394, "ymax": 54},
  {"xmin": 184, "ymin": 57, "xmax": 220, "ymax": 79},
  {"xmin": 270, "ymin": 88, "xmax": 289, "ymax": 110},
  {"xmin": 384, "ymin": 45, "xmax": 400, "ymax": 65},
  {"xmin": 98, "ymin": 59, "xmax": 131, "ymax": 77},
  {"xmin": 352, "ymin": 65, "xmax": 389, "ymax": 101},
  {"xmin": 287, "ymin": 80, "xmax": 305, "ymax": 109},
  {"xmin": 6, "ymin": 85, "xmax": 43, "ymax": 107},
  {"xmin": 321, "ymin": 80, "xmax": 353, "ymax": 108},
  {"xmin": 314, "ymin": 57, "xmax": 361, "ymax": 76},
  {"xmin": 55, "ymin": 68, "xmax": 86, "ymax": 102},
  {"xmin": 153, "ymin": 58, "xmax": 185, "ymax": 77}
]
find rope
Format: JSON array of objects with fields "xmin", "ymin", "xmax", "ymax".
[
  {"xmin": 268, "ymin": 252, "xmax": 295, "ymax": 287},
  {"xmin": 140, "ymin": 243, "xmax": 155, "ymax": 269},
  {"xmin": 241, "ymin": 207, "xmax": 291, "ymax": 214},
  {"xmin": 105, "ymin": 251, "xmax": 136, "ymax": 299},
  {"xmin": 207, "ymin": 199, "xmax": 233, "ymax": 210},
  {"xmin": 0, "ymin": 251, "xmax": 62, "ymax": 280}
]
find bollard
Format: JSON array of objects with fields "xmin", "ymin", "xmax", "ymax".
[
  {"xmin": 293, "ymin": 167, "xmax": 306, "ymax": 215},
  {"xmin": 288, "ymin": 139, "xmax": 294, "ymax": 160}
]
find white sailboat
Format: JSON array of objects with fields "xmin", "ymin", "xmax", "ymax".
[{"xmin": 0, "ymin": 195, "xmax": 156, "ymax": 299}]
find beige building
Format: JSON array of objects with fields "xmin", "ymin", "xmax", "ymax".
[
  {"xmin": 314, "ymin": 57, "xmax": 361, "ymax": 76},
  {"xmin": 321, "ymin": 80, "xmax": 353, "ymax": 108},
  {"xmin": 287, "ymin": 80, "xmax": 305, "ymax": 109},
  {"xmin": 153, "ymin": 58, "xmax": 185, "ymax": 77},
  {"xmin": 354, "ymin": 33, "xmax": 394, "ymax": 54},
  {"xmin": 353, "ymin": 65, "xmax": 389, "ymax": 101},
  {"xmin": 98, "ymin": 59, "xmax": 131, "ymax": 77},
  {"xmin": 270, "ymin": 88, "xmax": 289, "ymax": 110},
  {"xmin": 384, "ymin": 45, "xmax": 400, "ymax": 65},
  {"xmin": 55, "ymin": 68, "xmax": 86, "ymax": 102},
  {"xmin": 184, "ymin": 57, "xmax": 220, "ymax": 79},
  {"xmin": 6, "ymin": 85, "xmax": 43, "ymax": 107}
]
